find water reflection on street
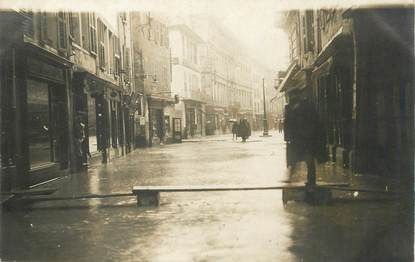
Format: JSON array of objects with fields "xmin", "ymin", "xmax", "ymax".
[{"xmin": 1, "ymin": 132, "xmax": 410, "ymax": 261}]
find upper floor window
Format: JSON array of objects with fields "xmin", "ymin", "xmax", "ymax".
[
  {"xmin": 97, "ymin": 19, "xmax": 106, "ymax": 70},
  {"xmin": 57, "ymin": 12, "xmax": 67, "ymax": 50},
  {"xmin": 21, "ymin": 10, "xmax": 34, "ymax": 37},
  {"xmin": 305, "ymin": 10, "xmax": 314, "ymax": 53},
  {"xmin": 193, "ymin": 45, "xmax": 198, "ymax": 64},
  {"xmin": 89, "ymin": 13, "xmax": 97, "ymax": 55},
  {"xmin": 80, "ymin": 13, "xmax": 90, "ymax": 50},
  {"xmin": 69, "ymin": 13, "xmax": 81, "ymax": 45},
  {"xmin": 114, "ymin": 36, "xmax": 121, "ymax": 77},
  {"xmin": 108, "ymin": 31, "xmax": 115, "ymax": 73}
]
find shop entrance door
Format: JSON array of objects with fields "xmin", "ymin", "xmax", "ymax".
[{"xmin": 173, "ymin": 118, "xmax": 182, "ymax": 143}]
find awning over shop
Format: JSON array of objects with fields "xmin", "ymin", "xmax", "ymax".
[
  {"xmin": 278, "ymin": 62, "xmax": 307, "ymax": 93},
  {"xmin": 75, "ymin": 71, "xmax": 122, "ymax": 94},
  {"xmin": 314, "ymin": 23, "xmax": 352, "ymax": 66},
  {"xmin": 271, "ymin": 92, "xmax": 284, "ymax": 102},
  {"xmin": 312, "ymin": 57, "xmax": 334, "ymax": 78},
  {"xmin": 149, "ymin": 95, "xmax": 175, "ymax": 105}
]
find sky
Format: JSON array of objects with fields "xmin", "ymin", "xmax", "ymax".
[{"xmin": 1, "ymin": 0, "xmax": 412, "ymax": 71}]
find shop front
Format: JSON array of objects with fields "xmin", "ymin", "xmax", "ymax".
[
  {"xmin": 183, "ymin": 99, "xmax": 204, "ymax": 138},
  {"xmin": 1, "ymin": 43, "xmax": 72, "ymax": 189},
  {"xmin": 312, "ymin": 28, "xmax": 353, "ymax": 168},
  {"xmin": 147, "ymin": 96, "xmax": 175, "ymax": 146},
  {"xmin": 73, "ymin": 72, "xmax": 124, "ymax": 166}
]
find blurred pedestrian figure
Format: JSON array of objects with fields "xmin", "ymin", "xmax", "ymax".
[
  {"xmin": 232, "ymin": 121, "xmax": 239, "ymax": 140},
  {"xmin": 75, "ymin": 115, "xmax": 91, "ymax": 167},
  {"xmin": 157, "ymin": 121, "xmax": 165, "ymax": 145},
  {"xmin": 284, "ymin": 96, "xmax": 320, "ymax": 188},
  {"xmin": 238, "ymin": 118, "xmax": 251, "ymax": 142},
  {"xmin": 278, "ymin": 119, "xmax": 283, "ymax": 133}
]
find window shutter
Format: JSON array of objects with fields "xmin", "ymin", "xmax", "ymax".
[
  {"xmin": 40, "ymin": 12, "xmax": 48, "ymax": 43},
  {"xmin": 89, "ymin": 13, "xmax": 97, "ymax": 54},
  {"xmin": 81, "ymin": 13, "xmax": 90, "ymax": 50},
  {"xmin": 57, "ymin": 12, "xmax": 67, "ymax": 50}
]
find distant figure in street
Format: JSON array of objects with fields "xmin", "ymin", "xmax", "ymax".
[
  {"xmin": 75, "ymin": 115, "xmax": 91, "ymax": 167},
  {"xmin": 238, "ymin": 118, "xmax": 251, "ymax": 142},
  {"xmin": 278, "ymin": 119, "xmax": 284, "ymax": 133},
  {"xmin": 157, "ymin": 122, "xmax": 165, "ymax": 145},
  {"xmin": 232, "ymin": 121, "xmax": 239, "ymax": 140},
  {"xmin": 284, "ymin": 96, "xmax": 320, "ymax": 188}
]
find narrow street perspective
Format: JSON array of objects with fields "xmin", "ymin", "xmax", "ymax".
[{"xmin": 0, "ymin": 1, "xmax": 413, "ymax": 261}]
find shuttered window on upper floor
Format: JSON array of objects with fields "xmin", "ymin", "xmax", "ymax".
[
  {"xmin": 57, "ymin": 12, "xmax": 67, "ymax": 50},
  {"xmin": 89, "ymin": 13, "xmax": 97, "ymax": 55},
  {"xmin": 69, "ymin": 13, "xmax": 81, "ymax": 45},
  {"xmin": 97, "ymin": 18, "xmax": 106, "ymax": 70}
]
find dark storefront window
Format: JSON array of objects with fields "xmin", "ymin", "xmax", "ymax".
[
  {"xmin": 1, "ymin": 56, "xmax": 16, "ymax": 167},
  {"xmin": 27, "ymin": 79, "xmax": 52, "ymax": 167},
  {"xmin": 87, "ymin": 95, "xmax": 98, "ymax": 153},
  {"xmin": 110, "ymin": 100, "xmax": 118, "ymax": 148}
]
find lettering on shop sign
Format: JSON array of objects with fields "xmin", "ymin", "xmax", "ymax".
[{"xmin": 27, "ymin": 58, "xmax": 64, "ymax": 84}]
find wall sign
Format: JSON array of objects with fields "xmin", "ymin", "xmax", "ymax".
[{"xmin": 27, "ymin": 58, "xmax": 65, "ymax": 84}]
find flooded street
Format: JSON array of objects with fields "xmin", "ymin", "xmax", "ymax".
[{"xmin": 1, "ymin": 132, "xmax": 411, "ymax": 261}]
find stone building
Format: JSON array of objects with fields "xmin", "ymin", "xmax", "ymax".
[
  {"xmin": 169, "ymin": 24, "xmax": 205, "ymax": 138},
  {"xmin": 130, "ymin": 12, "xmax": 174, "ymax": 146},
  {"xmin": 278, "ymin": 7, "xmax": 413, "ymax": 185},
  {"xmin": 0, "ymin": 10, "xmax": 135, "ymax": 190},
  {"xmin": 187, "ymin": 15, "xmax": 256, "ymax": 135}
]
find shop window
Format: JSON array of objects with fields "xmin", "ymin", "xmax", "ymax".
[
  {"xmin": 164, "ymin": 116, "xmax": 170, "ymax": 134},
  {"xmin": 117, "ymin": 102, "xmax": 124, "ymax": 145},
  {"xmin": 87, "ymin": 95, "xmax": 98, "ymax": 153},
  {"xmin": 27, "ymin": 80, "xmax": 52, "ymax": 167},
  {"xmin": 110, "ymin": 101, "xmax": 118, "ymax": 148},
  {"xmin": 1, "ymin": 56, "xmax": 16, "ymax": 167}
]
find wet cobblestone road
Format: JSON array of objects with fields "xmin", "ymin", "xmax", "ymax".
[{"xmin": 1, "ymin": 132, "xmax": 412, "ymax": 261}]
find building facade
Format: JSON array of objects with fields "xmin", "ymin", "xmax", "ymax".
[
  {"xmin": 0, "ymin": 10, "xmax": 136, "ymax": 190},
  {"xmin": 188, "ymin": 16, "xmax": 262, "ymax": 135},
  {"xmin": 1, "ymin": 11, "xmax": 73, "ymax": 190},
  {"xmin": 169, "ymin": 24, "xmax": 205, "ymax": 138},
  {"xmin": 130, "ymin": 12, "xmax": 174, "ymax": 146},
  {"xmin": 278, "ymin": 7, "xmax": 414, "ymax": 186}
]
